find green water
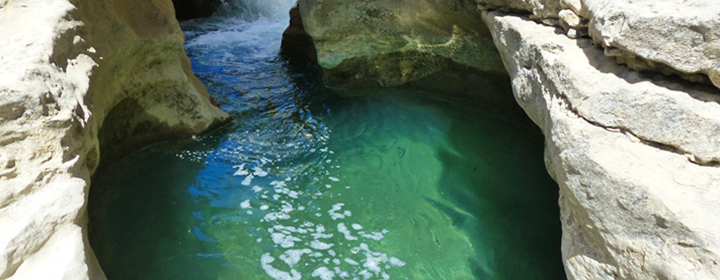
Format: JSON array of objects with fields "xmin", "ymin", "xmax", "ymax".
[{"xmin": 88, "ymin": 4, "xmax": 565, "ymax": 280}]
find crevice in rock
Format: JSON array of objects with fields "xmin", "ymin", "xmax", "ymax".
[
  {"xmin": 545, "ymin": 69, "xmax": 720, "ymax": 167},
  {"xmin": 488, "ymin": 6, "xmax": 718, "ymax": 93},
  {"xmin": 279, "ymin": 4, "xmax": 318, "ymax": 65},
  {"xmin": 97, "ymin": 98, "xmax": 179, "ymax": 171},
  {"xmin": 171, "ymin": 0, "xmax": 221, "ymax": 21}
]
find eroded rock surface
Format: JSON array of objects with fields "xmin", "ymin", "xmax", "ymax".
[
  {"xmin": 475, "ymin": 0, "xmax": 720, "ymax": 87},
  {"xmin": 485, "ymin": 12, "xmax": 720, "ymax": 279},
  {"xmin": 579, "ymin": 0, "xmax": 720, "ymax": 85},
  {"xmin": 283, "ymin": 0, "xmax": 511, "ymax": 103},
  {"xmin": 0, "ymin": 0, "xmax": 228, "ymax": 279}
]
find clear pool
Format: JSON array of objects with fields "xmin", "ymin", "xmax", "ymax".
[{"xmin": 88, "ymin": 2, "xmax": 565, "ymax": 279}]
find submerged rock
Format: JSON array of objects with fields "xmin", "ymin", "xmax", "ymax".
[{"xmin": 0, "ymin": 0, "xmax": 228, "ymax": 279}]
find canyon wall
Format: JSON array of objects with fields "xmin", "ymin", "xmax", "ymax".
[
  {"xmin": 0, "ymin": 0, "xmax": 227, "ymax": 279},
  {"xmin": 282, "ymin": 0, "xmax": 720, "ymax": 279}
]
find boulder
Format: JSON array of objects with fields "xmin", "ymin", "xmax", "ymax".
[
  {"xmin": 579, "ymin": 0, "xmax": 720, "ymax": 85},
  {"xmin": 473, "ymin": 0, "xmax": 720, "ymax": 89},
  {"xmin": 475, "ymin": 0, "xmax": 562, "ymax": 19},
  {"xmin": 484, "ymin": 12, "xmax": 720, "ymax": 279},
  {"xmin": 284, "ymin": 0, "xmax": 512, "ymax": 104},
  {"xmin": 0, "ymin": 0, "xmax": 228, "ymax": 279}
]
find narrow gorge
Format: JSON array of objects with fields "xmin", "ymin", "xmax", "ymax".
[{"xmin": 0, "ymin": 0, "xmax": 719, "ymax": 280}]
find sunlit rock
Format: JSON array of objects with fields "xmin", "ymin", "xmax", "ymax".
[
  {"xmin": 580, "ymin": 0, "xmax": 720, "ymax": 85},
  {"xmin": 281, "ymin": 0, "xmax": 512, "ymax": 104},
  {"xmin": 0, "ymin": 0, "xmax": 228, "ymax": 279},
  {"xmin": 484, "ymin": 12, "xmax": 720, "ymax": 279}
]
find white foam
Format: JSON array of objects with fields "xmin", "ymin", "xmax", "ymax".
[
  {"xmin": 280, "ymin": 249, "xmax": 311, "ymax": 267},
  {"xmin": 240, "ymin": 199, "xmax": 251, "ymax": 209},
  {"xmin": 328, "ymin": 203, "xmax": 349, "ymax": 220},
  {"xmin": 359, "ymin": 269, "xmax": 373, "ymax": 279},
  {"xmin": 288, "ymin": 190, "xmax": 299, "ymax": 199},
  {"xmin": 344, "ymin": 258, "xmax": 359, "ymax": 266},
  {"xmin": 337, "ymin": 223, "xmax": 358, "ymax": 241},
  {"xmin": 328, "ymin": 177, "xmax": 339, "ymax": 182},
  {"xmin": 389, "ymin": 257, "xmax": 405, "ymax": 267},
  {"xmin": 312, "ymin": 267, "xmax": 335, "ymax": 279},
  {"xmin": 351, "ymin": 224, "xmax": 363, "ymax": 230},
  {"xmin": 310, "ymin": 240, "xmax": 334, "ymax": 250},
  {"xmin": 361, "ymin": 232, "xmax": 384, "ymax": 241},
  {"xmin": 241, "ymin": 174, "xmax": 254, "ymax": 186},
  {"xmin": 363, "ymin": 252, "xmax": 382, "ymax": 274},
  {"xmin": 253, "ymin": 166, "xmax": 269, "ymax": 177},
  {"xmin": 260, "ymin": 253, "xmax": 301, "ymax": 280},
  {"xmin": 264, "ymin": 211, "xmax": 291, "ymax": 221},
  {"xmin": 280, "ymin": 203, "xmax": 294, "ymax": 213},
  {"xmin": 270, "ymin": 180, "xmax": 287, "ymax": 188},
  {"xmin": 271, "ymin": 232, "xmax": 299, "ymax": 248},
  {"xmin": 233, "ymin": 164, "xmax": 249, "ymax": 176}
]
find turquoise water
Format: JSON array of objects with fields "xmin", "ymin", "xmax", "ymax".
[{"xmin": 89, "ymin": 3, "xmax": 565, "ymax": 280}]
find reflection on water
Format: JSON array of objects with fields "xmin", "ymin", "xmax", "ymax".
[{"xmin": 88, "ymin": 2, "xmax": 565, "ymax": 280}]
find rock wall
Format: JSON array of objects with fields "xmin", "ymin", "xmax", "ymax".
[
  {"xmin": 485, "ymin": 12, "xmax": 720, "ymax": 279},
  {"xmin": 0, "ymin": 0, "xmax": 228, "ymax": 279},
  {"xmin": 282, "ymin": 0, "xmax": 720, "ymax": 279}
]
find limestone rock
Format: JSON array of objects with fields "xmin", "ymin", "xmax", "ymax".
[
  {"xmin": 0, "ymin": 0, "xmax": 228, "ymax": 279},
  {"xmin": 475, "ymin": 0, "xmax": 562, "ymax": 19},
  {"xmin": 580, "ymin": 0, "xmax": 720, "ymax": 82},
  {"xmin": 287, "ymin": 0, "xmax": 506, "ymax": 88},
  {"xmin": 558, "ymin": 9, "xmax": 581, "ymax": 28},
  {"xmin": 484, "ymin": 11, "xmax": 720, "ymax": 279},
  {"xmin": 476, "ymin": 0, "xmax": 720, "ymax": 88}
]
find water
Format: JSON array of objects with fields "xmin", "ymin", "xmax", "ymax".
[{"xmin": 89, "ymin": 2, "xmax": 565, "ymax": 279}]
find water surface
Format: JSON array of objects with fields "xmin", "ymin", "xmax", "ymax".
[{"xmin": 89, "ymin": 2, "xmax": 564, "ymax": 279}]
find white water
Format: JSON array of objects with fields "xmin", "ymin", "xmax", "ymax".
[{"xmin": 183, "ymin": 2, "xmax": 410, "ymax": 279}]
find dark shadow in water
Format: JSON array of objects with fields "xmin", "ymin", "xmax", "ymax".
[
  {"xmin": 88, "ymin": 62, "xmax": 329, "ymax": 280},
  {"xmin": 431, "ymin": 97, "xmax": 566, "ymax": 279},
  {"xmin": 89, "ymin": 131, "xmax": 228, "ymax": 280}
]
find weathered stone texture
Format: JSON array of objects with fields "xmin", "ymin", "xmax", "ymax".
[
  {"xmin": 0, "ymin": 0, "xmax": 228, "ymax": 279},
  {"xmin": 580, "ymin": 0, "xmax": 720, "ymax": 83},
  {"xmin": 484, "ymin": 12, "xmax": 720, "ymax": 279},
  {"xmin": 473, "ymin": 0, "xmax": 720, "ymax": 87},
  {"xmin": 287, "ymin": 0, "xmax": 507, "ymax": 91}
]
